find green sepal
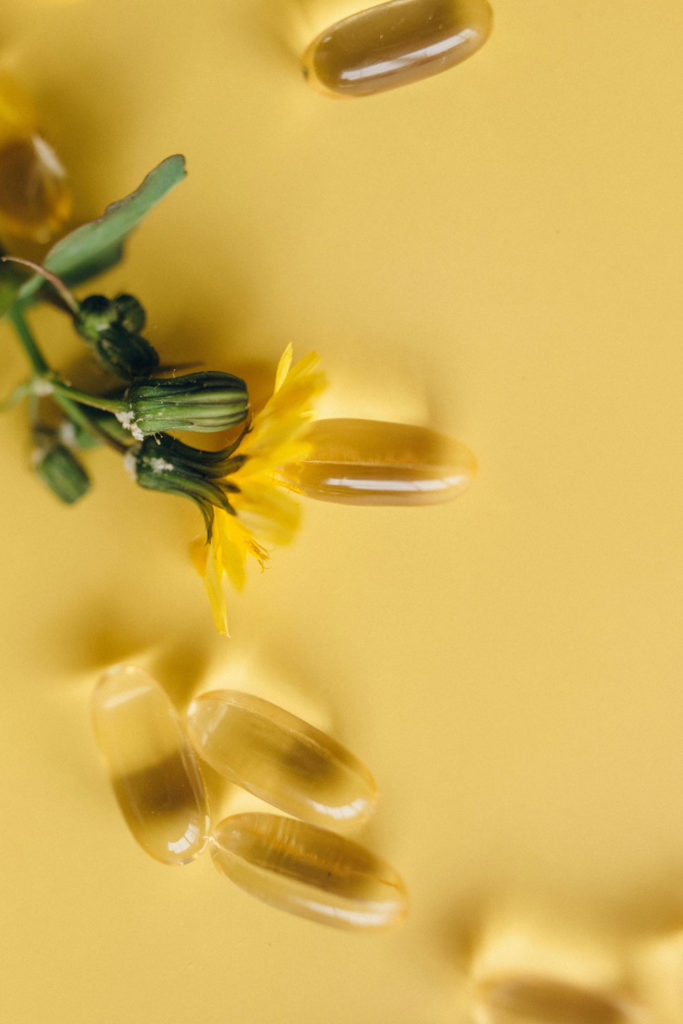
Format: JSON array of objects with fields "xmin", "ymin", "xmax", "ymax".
[
  {"xmin": 138, "ymin": 433, "xmax": 246, "ymax": 478},
  {"xmin": 122, "ymin": 371, "xmax": 249, "ymax": 436},
  {"xmin": 130, "ymin": 433, "xmax": 243, "ymax": 538}
]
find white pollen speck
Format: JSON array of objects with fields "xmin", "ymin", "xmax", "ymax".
[
  {"xmin": 122, "ymin": 451, "xmax": 138, "ymax": 481},
  {"xmin": 32, "ymin": 379, "xmax": 54, "ymax": 397},
  {"xmin": 150, "ymin": 457, "xmax": 174, "ymax": 473},
  {"xmin": 58, "ymin": 421, "xmax": 77, "ymax": 446},
  {"xmin": 116, "ymin": 410, "xmax": 145, "ymax": 441}
]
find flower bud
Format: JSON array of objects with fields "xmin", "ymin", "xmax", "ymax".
[
  {"xmin": 75, "ymin": 294, "xmax": 158, "ymax": 380},
  {"xmin": 117, "ymin": 372, "xmax": 249, "ymax": 439},
  {"xmin": 75, "ymin": 294, "xmax": 118, "ymax": 342},
  {"xmin": 94, "ymin": 324, "xmax": 159, "ymax": 381},
  {"xmin": 126, "ymin": 433, "xmax": 244, "ymax": 532},
  {"xmin": 32, "ymin": 442, "xmax": 90, "ymax": 505},
  {"xmin": 113, "ymin": 293, "xmax": 146, "ymax": 333}
]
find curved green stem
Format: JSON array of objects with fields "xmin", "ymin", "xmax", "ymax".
[{"xmin": 1, "ymin": 256, "xmax": 80, "ymax": 316}]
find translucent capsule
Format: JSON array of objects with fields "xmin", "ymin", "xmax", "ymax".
[
  {"xmin": 302, "ymin": 0, "xmax": 493, "ymax": 98},
  {"xmin": 92, "ymin": 665, "xmax": 210, "ymax": 865},
  {"xmin": 474, "ymin": 974, "xmax": 640, "ymax": 1024},
  {"xmin": 279, "ymin": 417, "xmax": 476, "ymax": 504},
  {"xmin": 0, "ymin": 74, "xmax": 71, "ymax": 241},
  {"xmin": 211, "ymin": 812, "xmax": 408, "ymax": 929},
  {"xmin": 187, "ymin": 690, "xmax": 377, "ymax": 828}
]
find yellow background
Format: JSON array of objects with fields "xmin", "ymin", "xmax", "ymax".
[{"xmin": 1, "ymin": 1, "xmax": 683, "ymax": 1021}]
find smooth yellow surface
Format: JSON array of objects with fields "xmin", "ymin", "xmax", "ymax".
[{"xmin": 1, "ymin": 1, "xmax": 683, "ymax": 1021}]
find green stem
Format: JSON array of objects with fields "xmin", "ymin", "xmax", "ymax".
[
  {"xmin": 50, "ymin": 380, "xmax": 124, "ymax": 413},
  {"xmin": 6, "ymin": 304, "xmax": 127, "ymax": 452},
  {"xmin": 7, "ymin": 305, "xmax": 49, "ymax": 374}
]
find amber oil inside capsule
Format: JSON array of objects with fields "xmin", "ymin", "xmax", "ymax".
[
  {"xmin": 474, "ymin": 974, "xmax": 639, "ymax": 1024},
  {"xmin": 278, "ymin": 417, "xmax": 476, "ymax": 505},
  {"xmin": 92, "ymin": 665, "xmax": 210, "ymax": 865},
  {"xmin": 187, "ymin": 690, "xmax": 377, "ymax": 828},
  {"xmin": 0, "ymin": 134, "xmax": 71, "ymax": 242},
  {"xmin": 211, "ymin": 812, "xmax": 408, "ymax": 929},
  {"xmin": 302, "ymin": 0, "xmax": 493, "ymax": 98},
  {"xmin": 0, "ymin": 75, "xmax": 71, "ymax": 241}
]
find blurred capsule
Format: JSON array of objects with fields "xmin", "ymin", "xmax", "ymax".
[
  {"xmin": 279, "ymin": 417, "xmax": 476, "ymax": 504},
  {"xmin": 0, "ymin": 74, "xmax": 71, "ymax": 241},
  {"xmin": 187, "ymin": 690, "xmax": 377, "ymax": 828},
  {"xmin": 92, "ymin": 665, "xmax": 210, "ymax": 865},
  {"xmin": 474, "ymin": 974, "xmax": 641, "ymax": 1024},
  {"xmin": 211, "ymin": 812, "xmax": 408, "ymax": 929},
  {"xmin": 302, "ymin": 0, "xmax": 493, "ymax": 98}
]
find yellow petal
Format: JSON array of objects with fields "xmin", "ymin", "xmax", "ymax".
[
  {"xmin": 191, "ymin": 532, "xmax": 229, "ymax": 635},
  {"xmin": 274, "ymin": 343, "xmax": 293, "ymax": 394}
]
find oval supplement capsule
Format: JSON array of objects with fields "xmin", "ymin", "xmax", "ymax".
[
  {"xmin": 474, "ymin": 974, "xmax": 640, "ymax": 1024},
  {"xmin": 302, "ymin": 0, "xmax": 493, "ymax": 98},
  {"xmin": 211, "ymin": 812, "xmax": 408, "ymax": 929},
  {"xmin": 187, "ymin": 690, "xmax": 377, "ymax": 828},
  {"xmin": 0, "ymin": 74, "xmax": 71, "ymax": 241},
  {"xmin": 92, "ymin": 665, "xmax": 210, "ymax": 865},
  {"xmin": 279, "ymin": 417, "xmax": 476, "ymax": 505}
]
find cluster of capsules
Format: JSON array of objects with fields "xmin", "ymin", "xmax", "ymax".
[{"xmin": 92, "ymin": 665, "xmax": 408, "ymax": 931}]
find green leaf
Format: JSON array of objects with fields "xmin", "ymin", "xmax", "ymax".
[{"xmin": 15, "ymin": 154, "xmax": 187, "ymax": 306}]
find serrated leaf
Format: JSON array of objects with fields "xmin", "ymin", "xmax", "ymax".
[{"xmin": 14, "ymin": 154, "xmax": 186, "ymax": 306}]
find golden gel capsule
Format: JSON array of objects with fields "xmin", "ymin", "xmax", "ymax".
[
  {"xmin": 92, "ymin": 665, "xmax": 210, "ymax": 865},
  {"xmin": 211, "ymin": 813, "xmax": 408, "ymax": 929},
  {"xmin": 0, "ymin": 74, "xmax": 71, "ymax": 241},
  {"xmin": 474, "ymin": 974, "xmax": 639, "ymax": 1024},
  {"xmin": 302, "ymin": 0, "xmax": 493, "ymax": 98},
  {"xmin": 279, "ymin": 417, "xmax": 476, "ymax": 504},
  {"xmin": 187, "ymin": 690, "xmax": 377, "ymax": 828}
]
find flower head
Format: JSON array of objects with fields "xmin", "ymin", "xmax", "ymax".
[
  {"xmin": 117, "ymin": 370, "xmax": 249, "ymax": 439},
  {"xmin": 191, "ymin": 345, "xmax": 326, "ymax": 633}
]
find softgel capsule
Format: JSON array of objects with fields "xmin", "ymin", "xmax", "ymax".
[
  {"xmin": 211, "ymin": 812, "xmax": 408, "ymax": 930},
  {"xmin": 92, "ymin": 665, "xmax": 210, "ymax": 865},
  {"xmin": 186, "ymin": 689, "xmax": 378, "ymax": 828},
  {"xmin": 279, "ymin": 418, "xmax": 477, "ymax": 504},
  {"xmin": 302, "ymin": 0, "xmax": 493, "ymax": 98}
]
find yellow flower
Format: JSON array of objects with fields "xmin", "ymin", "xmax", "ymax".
[{"xmin": 191, "ymin": 345, "xmax": 326, "ymax": 634}]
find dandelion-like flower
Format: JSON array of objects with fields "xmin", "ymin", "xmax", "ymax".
[
  {"xmin": 193, "ymin": 345, "xmax": 325, "ymax": 633},
  {"xmin": 130, "ymin": 343, "xmax": 316, "ymax": 635}
]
